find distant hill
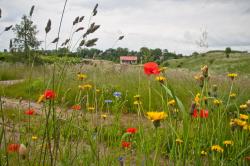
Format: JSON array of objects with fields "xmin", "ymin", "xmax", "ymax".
[{"xmin": 164, "ymin": 51, "xmax": 250, "ymax": 75}]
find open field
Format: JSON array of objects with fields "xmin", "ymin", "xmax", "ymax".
[{"xmin": 0, "ymin": 58, "xmax": 250, "ymax": 165}]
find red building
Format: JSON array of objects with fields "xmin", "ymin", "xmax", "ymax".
[{"xmin": 120, "ymin": 56, "xmax": 138, "ymax": 64}]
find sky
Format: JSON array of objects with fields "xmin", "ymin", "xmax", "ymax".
[{"xmin": 0, "ymin": 0, "xmax": 250, "ymax": 55}]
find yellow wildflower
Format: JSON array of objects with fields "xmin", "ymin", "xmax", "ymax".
[
  {"xmin": 133, "ymin": 95, "xmax": 141, "ymax": 101},
  {"xmin": 201, "ymin": 150, "xmax": 208, "ymax": 156},
  {"xmin": 229, "ymin": 93, "xmax": 237, "ymax": 99},
  {"xmin": 96, "ymin": 89, "xmax": 100, "ymax": 93},
  {"xmin": 37, "ymin": 94, "xmax": 45, "ymax": 103},
  {"xmin": 240, "ymin": 114, "xmax": 249, "ymax": 121},
  {"xmin": 159, "ymin": 67, "xmax": 167, "ymax": 72},
  {"xmin": 167, "ymin": 99, "xmax": 176, "ymax": 106},
  {"xmin": 32, "ymin": 136, "xmax": 38, "ymax": 141},
  {"xmin": 175, "ymin": 138, "xmax": 183, "ymax": 144},
  {"xmin": 155, "ymin": 76, "xmax": 166, "ymax": 83},
  {"xmin": 79, "ymin": 84, "xmax": 92, "ymax": 90},
  {"xmin": 231, "ymin": 118, "xmax": 247, "ymax": 127},
  {"xmin": 194, "ymin": 93, "xmax": 200, "ymax": 104},
  {"xmin": 228, "ymin": 73, "xmax": 237, "ymax": 80},
  {"xmin": 101, "ymin": 114, "xmax": 107, "ymax": 119},
  {"xmin": 77, "ymin": 73, "xmax": 87, "ymax": 80},
  {"xmin": 240, "ymin": 104, "xmax": 248, "ymax": 110},
  {"xmin": 213, "ymin": 99, "xmax": 222, "ymax": 106},
  {"xmin": 88, "ymin": 107, "xmax": 95, "ymax": 112},
  {"xmin": 134, "ymin": 100, "xmax": 142, "ymax": 105},
  {"xmin": 223, "ymin": 140, "xmax": 234, "ymax": 147},
  {"xmin": 146, "ymin": 112, "xmax": 167, "ymax": 122},
  {"xmin": 211, "ymin": 145, "xmax": 224, "ymax": 153}
]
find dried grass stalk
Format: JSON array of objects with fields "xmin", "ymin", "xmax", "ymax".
[
  {"xmin": 51, "ymin": 37, "xmax": 59, "ymax": 43},
  {"xmin": 45, "ymin": 19, "xmax": 51, "ymax": 34},
  {"xmin": 29, "ymin": 5, "xmax": 35, "ymax": 17}
]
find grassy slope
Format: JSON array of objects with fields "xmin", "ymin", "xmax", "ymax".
[{"xmin": 166, "ymin": 52, "xmax": 250, "ymax": 76}]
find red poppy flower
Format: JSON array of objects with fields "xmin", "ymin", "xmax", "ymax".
[
  {"xmin": 126, "ymin": 128, "xmax": 137, "ymax": 134},
  {"xmin": 7, "ymin": 144, "xmax": 20, "ymax": 153},
  {"xmin": 44, "ymin": 90, "xmax": 56, "ymax": 100},
  {"xmin": 24, "ymin": 108, "xmax": 35, "ymax": 115},
  {"xmin": 192, "ymin": 109, "xmax": 198, "ymax": 118},
  {"xmin": 122, "ymin": 141, "xmax": 131, "ymax": 148},
  {"xmin": 71, "ymin": 105, "xmax": 81, "ymax": 110},
  {"xmin": 144, "ymin": 62, "xmax": 160, "ymax": 75},
  {"xmin": 200, "ymin": 109, "xmax": 209, "ymax": 118}
]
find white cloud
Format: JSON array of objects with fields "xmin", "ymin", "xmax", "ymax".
[{"xmin": 0, "ymin": 0, "xmax": 250, "ymax": 55}]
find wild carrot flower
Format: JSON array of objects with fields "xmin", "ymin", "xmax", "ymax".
[
  {"xmin": 24, "ymin": 108, "xmax": 36, "ymax": 115},
  {"xmin": 44, "ymin": 90, "xmax": 56, "ymax": 100},
  {"xmin": 144, "ymin": 62, "xmax": 160, "ymax": 75},
  {"xmin": 77, "ymin": 73, "xmax": 87, "ymax": 80},
  {"xmin": 37, "ymin": 94, "xmax": 45, "ymax": 103},
  {"xmin": 7, "ymin": 144, "xmax": 20, "ymax": 153},
  {"xmin": 240, "ymin": 104, "xmax": 248, "ymax": 110},
  {"xmin": 175, "ymin": 138, "xmax": 183, "ymax": 144},
  {"xmin": 228, "ymin": 73, "xmax": 237, "ymax": 80},
  {"xmin": 211, "ymin": 145, "xmax": 224, "ymax": 153},
  {"xmin": 167, "ymin": 99, "xmax": 176, "ymax": 106},
  {"xmin": 126, "ymin": 128, "xmax": 137, "ymax": 134},
  {"xmin": 240, "ymin": 114, "xmax": 249, "ymax": 120},
  {"xmin": 155, "ymin": 76, "xmax": 166, "ymax": 84},
  {"xmin": 122, "ymin": 141, "xmax": 131, "ymax": 148},
  {"xmin": 71, "ymin": 105, "xmax": 81, "ymax": 110},
  {"xmin": 201, "ymin": 150, "xmax": 208, "ymax": 156},
  {"xmin": 223, "ymin": 140, "xmax": 234, "ymax": 147}
]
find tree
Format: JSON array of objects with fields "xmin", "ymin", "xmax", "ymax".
[
  {"xmin": 12, "ymin": 15, "xmax": 40, "ymax": 54},
  {"xmin": 225, "ymin": 47, "xmax": 231, "ymax": 58}
]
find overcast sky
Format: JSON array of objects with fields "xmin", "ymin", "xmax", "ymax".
[{"xmin": 0, "ymin": 0, "xmax": 250, "ymax": 55}]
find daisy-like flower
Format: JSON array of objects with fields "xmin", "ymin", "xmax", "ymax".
[
  {"xmin": 79, "ymin": 84, "xmax": 92, "ymax": 90},
  {"xmin": 240, "ymin": 114, "xmax": 249, "ymax": 121},
  {"xmin": 146, "ymin": 112, "xmax": 167, "ymax": 122},
  {"xmin": 155, "ymin": 76, "xmax": 166, "ymax": 84},
  {"xmin": 213, "ymin": 99, "xmax": 222, "ymax": 106},
  {"xmin": 167, "ymin": 99, "xmax": 176, "ymax": 106},
  {"xmin": 32, "ymin": 136, "xmax": 38, "ymax": 141},
  {"xmin": 201, "ymin": 150, "xmax": 208, "ymax": 156},
  {"xmin": 229, "ymin": 93, "xmax": 237, "ymax": 99},
  {"xmin": 175, "ymin": 138, "xmax": 183, "ymax": 144},
  {"xmin": 101, "ymin": 114, "xmax": 107, "ymax": 119},
  {"xmin": 88, "ymin": 106, "xmax": 95, "ymax": 112},
  {"xmin": 240, "ymin": 104, "xmax": 248, "ymax": 110},
  {"xmin": 211, "ymin": 145, "xmax": 224, "ymax": 153},
  {"xmin": 223, "ymin": 140, "xmax": 234, "ymax": 147},
  {"xmin": 77, "ymin": 73, "xmax": 87, "ymax": 80},
  {"xmin": 133, "ymin": 95, "xmax": 141, "ymax": 101},
  {"xmin": 133, "ymin": 100, "xmax": 142, "ymax": 105},
  {"xmin": 228, "ymin": 73, "xmax": 237, "ymax": 80}
]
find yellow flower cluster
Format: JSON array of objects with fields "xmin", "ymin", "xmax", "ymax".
[
  {"xmin": 146, "ymin": 112, "xmax": 167, "ymax": 122},
  {"xmin": 201, "ymin": 150, "xmax": 208, "ymax": 156},
  {"xmin": 155, "ymin": 76, "xmax": 166, "ymax": 83},
  {"xmin": 175, "ymin": 138, "xmax": 183, "ymax": 144},
  {"xmin": 230, "ymin": 115, "xmax": 250, "ymax": 131},
  {"xmin": 211, "ymin": 145, "xmax": 224, "ymax": 153},
  {"xmin": 88, "ymin": 106, "xmax": 95, "ymax": 112},
  {"xmin": 223, "ymin": 140, "xmax": 234, "ymax": 147},
  {"xmin": 229, "ymin": 93, "xmax": 237, "ymax": 99},
  {"xmin": 240, "ymin": 104, "xmax": 248, "ymax": 110}
]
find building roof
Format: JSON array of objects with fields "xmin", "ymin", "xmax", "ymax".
[{"xmin": 120, "ymin": 56, "xmax": 137, "ymax": 61}]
